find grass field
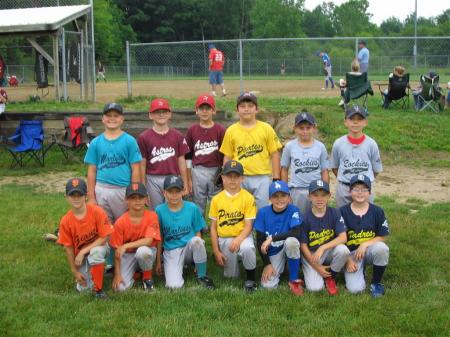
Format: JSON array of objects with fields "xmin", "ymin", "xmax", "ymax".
[{"xmin": 0, "ymin": 97, "xmax": 449, "ymax": 337}]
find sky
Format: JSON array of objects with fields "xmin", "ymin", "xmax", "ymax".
[{"xmin": 303, "ymin": 0, "xmax": 449, "ymax": 25}]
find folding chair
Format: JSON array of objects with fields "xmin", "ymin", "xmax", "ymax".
[
  {"xmin": 378, "ymin": 73, "xmax": 410, "ymax": 110},
  {"xmin": 56, "ymin": 116, "xmax": 95, "ymax": 160},
  {"xmin": 7, "ymin": 120, "xmax": 54, "ymax": 168},
  {"xmin": 343, "ymin": 72, "xmax": 374, "ymax": 112},
  {"xmin": 416, "ymin": 75, "xmax": 444, "ymax": 112}
]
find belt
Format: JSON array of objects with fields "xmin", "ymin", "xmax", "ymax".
[{"xmin": 339, "ymin": 181, "xmax": 350, "ymax": 186}]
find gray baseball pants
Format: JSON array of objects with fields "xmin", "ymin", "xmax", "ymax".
[
  {"xmin": 290, "ymin": 187, "xmax": 311, "ymax": 215},
  {"xmin": 145, "ymin": 175, "xmax": 166, "ymax": 210},
  {"xmin": 218, "ymin": 236, "xmax": 256, "ymax": 278},
  {"xmin": 191, "ymin": 165, "xmax": 220, "ymax": 214},
  {"xmin": 242, "ymin": 175, "xmax": 271, "ymax": 210},
  {"xmin": 95, "ymin": 183, "xmax": 127, "ymax": 223},
  {"xmin": 76, "ymin": 244, "xmax": 109, "ymax": 292}
]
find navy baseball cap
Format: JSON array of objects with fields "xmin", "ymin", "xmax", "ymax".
[
  {"xmin": 208, "ymin": 44, "xmax": 215, "ymax": 50},
  {"xmin": 222, "ymin": 160, "xmax": 244, "ymax": 175},
  {"xmin": 309, "ymin": 179, "xmax": 330, "ymax": 194},
  {"xmin": 269, "ymin": 180, "xmax": 290, "ymax": 198},
  {"xmin": 103, "ymin": 102, "xmax": 123, "ymax": 115},
  {"xmin": 66, "ymin": 178, "xmax": 87, "ymax": 196},
  {"xmin": 163, "ymin": 175, "xmax": 184, "ymax": 191},
  {"xmin": 350, "ymin": 174, "xmax": 371, "ymax": 192},
  {"xmin": 345, "ymin": 104, "xmax": 368, "ymax": 119},
  {"xmin": 236, "ymin": 92, "xmax": 258, "ymax": 108},
  {"xmin": 358, "ymin": 39, "xmax": 366, "ymax": 46},
  {"xmin": 295, "ymin": 112, "xmax": 316, "ymax": 126},
  {"xmin": 126, "ymin": 182, "xmax": 147, "ymax": 198}
]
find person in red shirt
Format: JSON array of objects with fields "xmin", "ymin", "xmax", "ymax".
[
  {"xmin": 110, "ymin": 182, "xmax": 161, "ymax": 292},
  {"xmin": 0, "ymin": 87, "xmax": 7, "ymax": 114},
  {"xmin": 0, "ymin": 55, "xmax": 6, "ymax": 87},
  {"xmin": 208, "ymin": 44, "xmax": 226, "ymax": 97},
  {"xmin": 57, "ymin": 178, "xmax": 113, "ymax": 299}
]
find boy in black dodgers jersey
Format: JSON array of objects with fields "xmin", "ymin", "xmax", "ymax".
[
  {"xmin": 330, "ymin": 104, "xmax": 382, "ymax": 208},
  {"xmin": 341, "ymin": 174, "xmax": 389, "ymax": 298}
]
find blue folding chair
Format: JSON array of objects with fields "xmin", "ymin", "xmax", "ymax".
[{"xmin": 7, "ymin": 120, "xmax": 54, "ymax": 168}]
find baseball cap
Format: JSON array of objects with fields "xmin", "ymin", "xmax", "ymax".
[
  {"xmin": 295, "ymin": 112, "xmax": 316, "ymax": 126},
  {"xmin": 269, "ymin": 180, "xmax": 290, "ymax": 198},
  {"xmin": 236, "ymin": 92, "xmax": 258, "ymax": 108},
  {"xmin": 195, "ymin": 94, "xmax": 215, "ymax": 109},
  {"xmin": 309, "ymin": 179, "xmax": 330, "ymax": 194},
  {"xmin": 358, "ymin": 39, "xmax": 366, "ymax": 45},
  {"xmin": 163, "ymin": 175, "xmax": 184, "ymax": 190},
  {"xmin": 126, "ymin": 182, "xmax": 147, "ymax": 198},
  {"xmin": 345, "ymin": 104, "xmax": 368, "ymax": 119},
  {"xmin": 149, "ymin": 98, "xmax": 171, "ymax": 113},
  {"xmin": 103, "ymin": 102, "xmax": 123, "ymax": 115},
  {"xmin": 65, "ymin": 178, "xmax": 87, "ymax": 196},
  {"xmin": 222, "ymin": 160, "xmax": 244, "ymax": 176},
  {"xmin": 350, "ymin": 174, "xmax": 371, "ymax": 192},
  {"xmin": 208, "ymin": 44, "xmax": 215, "ymax": 50}
]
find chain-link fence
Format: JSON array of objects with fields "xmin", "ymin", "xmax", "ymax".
[{"xmin": 126, "ymin": 37, "xmax": 450, "ymax": 97}]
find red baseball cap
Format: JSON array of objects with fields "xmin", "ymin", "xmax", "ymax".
[
  {"xmin": 195, "ymin": 94, "xmax": 215, "ymax": 109},
  {"xmin": 149, "ymin": 98, "xmax": 171, "ymax": 113}
]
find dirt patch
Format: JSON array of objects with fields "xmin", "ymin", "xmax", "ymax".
[{"xmin": 0, "ymin": 171, "xmax": 78, "ymax": 194}]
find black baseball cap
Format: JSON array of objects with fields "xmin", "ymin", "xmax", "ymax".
[
  {"xmin": 295, "ymin": 112, "xmax": 316, "ymax": 126},
  {"xmin": 309, "ymin": 179, "xmax": 330, "ymax": 194},
  {"xmin": 163, "ymin": 175, "xmax": 184, "ymax": 190},
  {"xmin": 350, "ymin": 174, "xmax": 371, "ymax": 192},
  {"xmin": 222, "ymin": 160, "xmax": 244, "ymax": 175},
  {"xmin": 126, "ymin": 182, "xmax": 147, "ymax": 198},
  {"xmin": 236, "ymin": 92, "xmax": 258, "ymax": 108},
  {"xmin": 358, "ymin": 39, "xmax": 366, "ymax": 46},
  {"xmin": 103, "ymin": 102, "xmax": 124, "ymax": 115},
  {"xmin": 65, "ymin": 178, "xmax": 87, "ymax": 196},
  {"xmin": 345, "ymin": 104, "xmax": 368, "ymax": 119}
]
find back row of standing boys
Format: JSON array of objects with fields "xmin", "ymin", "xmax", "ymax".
[{"xmin": 57, "ymin": 92, "xmax": 389, "ymax": 299}]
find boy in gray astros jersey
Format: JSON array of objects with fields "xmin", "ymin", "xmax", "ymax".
[{"xmin": 330, "ymin": 105, "xmax": 382, "ymax": 208}]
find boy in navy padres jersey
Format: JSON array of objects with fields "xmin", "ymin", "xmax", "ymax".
[
  {"xmin": 300, "ymin": 180, "xmax": 349, "ymax": 295},
  {"xmin": 254, "ymin": 180, "xmax": 304, "ymax": 296},
  {"xmin": 155, "ymin": 175, "xmax": 215, "ymax": 289},
  {"xmin": 281, "ymin": 111, "xmax": 329, "ymax": 214},
  {"xmin": 341, "ymin": 174, "xmax": 389, "ymax": 298},
  {"xmin": 330, "ymin": 104, "xmax": 382, "ymax": 208}
]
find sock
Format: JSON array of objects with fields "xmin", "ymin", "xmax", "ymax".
[
  {"xmin": 372, "ymin": 265, "xmax": 386, "ymax": 284},
  {"xmin": 90, "ymin": 264, "xmax": 105, "ymax": 291},
  {"xmin": 325, "ymin": 80, "xmax": 329, "ymax": 88},
  {"xmin": 142, "ymin": 270, "xmax": 152, "ymax": 281},
  {"xmin": 330, "ymin": 78, "xmax": 335, "ymax": 87},
  {"xmin": 196, "ymin": 262, "xmax": 207, "ymax": 278},
  {"xmin": 245, "ymin": 268, "xmax": 256, "ymax": 282},
  {"xmin": 330, "ymin": 269, "xmax": 338, "ymax": 280},
  {"xmin": 287, "ymin": 258, "xmax": 300, "ymax": 282},
  {"xmin": 106, "ymin": 248, "xmax": 114, "ymax": 268}
]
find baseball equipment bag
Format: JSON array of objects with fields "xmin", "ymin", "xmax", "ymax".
[
  {"xmin": 35, "ymin": 53, "xmax": 49, "ymax": 88},
  {"xmin": 213, "ymin": 167, "xmax": 223, "ymax": 189}
]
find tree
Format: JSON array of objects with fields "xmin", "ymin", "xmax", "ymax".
[
  {"xmin": 380, "ymin": 17, "xmax": 404, "ymax": 36},
  {"xmin": 301, "ymin": 3, "xmax": 335, "ymax": 37},
  {"xmin": 331, "ymin": 0, "xmax": 376, "ymax": 36}
]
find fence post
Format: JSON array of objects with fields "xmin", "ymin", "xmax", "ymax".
[
  {"xmin": 61, "ymin": 28, "xmax": 68, "ymax": 101},
  {"xmin": 239, "ymin": 39, "xmax": 243, "ymax": 94},
  {"xmin": 126, "ymin": 41, "xmax": 132, "ymax": 98},
  {"xmin": 355, "ymin": 38, "xmax": 358, "ymax": 58}
]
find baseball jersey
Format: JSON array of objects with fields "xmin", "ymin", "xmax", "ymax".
[
  {"xmin": 156, "ymin": 201, "xmax": 206, "ymax": 250},
  {"xmin": 358, "ymin": 47, "xmax": 370, "ymax": 65},
  {"xmin": 220, "ymin": 121, "xmax": 282, "ymax": 175},
  {"xmin": 340, "ymin": 203, "xmax": 389, "ymax": 251},
  {"xmin": 281, "ymin": 138, "xmax": 329, "ymax": 188},
  {"xmin": 84, "ymin": 132, "xmax": 142, "ymax": 187},
  {"xmin": 209, "ymin": 189, "xmax": 257, "ymax": 238},
  {"xmin": 57, "ymin": 204, "xmax": 113, "ymax": 255},
  {"xmin": 109, "ymin": 210, "xmax": 161, "ymax": 253},
  {"xmin": 138, "ymin": 128, "xmax": 190, "ymax": 175},
  {"xmin": 185, "ymin": 123, "xmax": 226, "ymax": 167},
  {"xmin": 209, "ymin": 49, "xmax": 225, "ymax": 71},
  {"xmin": 254, "ymin": 204, "xmax": 302, "ymax": 256},
  {"xmin": 321, "ymin": 53, "xmax": 332, "ymax": 67},
  {"xmin": 300, "ymin": 207, "xmax": 347, "ymax": 252},
  {"xmin": 330, "ymin": 134, "xmax": 382, "ymax": 183}
]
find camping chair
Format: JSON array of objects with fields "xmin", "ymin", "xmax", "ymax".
[
  {"xmin": 343, "ymin": 72, "xmax": 374, "ymax": 111},
  {"xmin": 378, "ymin": 73, "xmax": 410, "ymax": 110},
  {"xmin": 56, "ymin": 116, "xmax": 95, "ymax": 160},
  {"xmin": 7, "ymin": 120, "xmax": 54, "ymax": 168},
  {"xmin": 416, "ymin": 75, "xmax": 444, "ymax": 112}
]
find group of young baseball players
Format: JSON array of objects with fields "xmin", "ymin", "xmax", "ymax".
[{"xmin": 57, "ymin": 91, "xmax": 390, "ymax": 300}]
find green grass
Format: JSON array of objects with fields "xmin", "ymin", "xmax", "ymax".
[{"xmin": 0, "ymin": 185, "xmax": 448, "ymax": 337}]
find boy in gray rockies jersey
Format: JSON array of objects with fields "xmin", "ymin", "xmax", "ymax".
[{"xmin": 330, "ymin": 105, "xmax": 382, "ymax": 208}]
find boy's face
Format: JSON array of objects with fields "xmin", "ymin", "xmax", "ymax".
[
  {"xmin": 164, "ymin": 187, "xmax": 183, "ymax": 207},
  {"xmin": 66, "ymin": 192, "xmax": 87, "ymax": 210},
  {"xmin": 149, "ymin": 109, "xmax": 171, "ymax": 126},
  {"xmin": 196, "ymin": 104, "xmax": 215, "ymax": 122},
  {"xmin": 308, "ymin": 190, "xmax": 330, "ymax": 209},
  {"xmin": 102, "ymin": 110, "xmax": 124, "ymax": 130},
  {"xmin": 294, "ymin": 122, "xmax": 315, "ymax": 142},
  {"xmin": 270, "ymin": 192, "xmax": 290, "ymax": 212},
  {"xmin": 237, "ymin": 101, "xmax": 258, "ymax": 122},
  {"xmin": 350, "ymin": 183, "xmax": 370, "ymax": 203},
  {"xmin": 344, "ymin": 114, "xmax": 367, "ymax": 135},
  {"xmin": 126, "ymin": 194, "xmax": 147, "ymax": 212},
  {"xmin": 222, "ymin": 172, "xmax": 243, "ymax": 193}
]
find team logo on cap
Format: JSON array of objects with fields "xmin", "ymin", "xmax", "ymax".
[
  {"xmin": 132, "ymin": 183, "xmax": 138, "ymax": 191},
  {"xmin": 317, "ymin": 180, "xmax": 323, "ymax": 187},
  {"xmin": 231, "ymin": 161, "xmax": 237, "ymax": 167},
  {"xmin": 302, "ymin": 113, "xmax": 307, "ymax": 119},
  {"xmin": 354, "ymin": 105, "xmax": 360, "ymax": 112},
  {"xmin": 158, "ymin": 101, "xmax": 163, "ymax": 106},
  {"xmin": 274, "ymin": 182, "xmax": 281, "ymax": 189},
  {"xmin": 358, "ymin": 174, "xmax": 365, "ymax": 180},
  {"xmin": 202, "ymin": 96, "xmax": 209, "ymax": 101},
  {"xmin": 71, "ymin": 179, "xmax": 79, "ymax": 187},
  {"xmin": 108, "ymin": 103, "xmax": 115, "ymax": 110},
  {"xmin": 170, "ymin": 176, "xmax": 178, "ymax": 184}
]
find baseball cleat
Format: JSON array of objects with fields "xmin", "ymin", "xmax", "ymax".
[
  {"xmin": 324, "ymin": 277, "xmax": 338, "ymax": 295},
  {"xmin": 142, "ymin": 279, "xmax": 155, "ymax": 292},
  {"xmin": 288, "ymin": 279, "xmax": 304, "ymax": 296},
  {"xmin": 244, "ymin": 280, "xmax": 257, "ymax": 293},
  {"xmin": 42, "ymin": 233, "xmax": 58, "ymax": 242},
  {"xmin": 94, "ymin": 289, "xmax": 109, "ymax": 300},
  {"xmin": 370, "ymin": 283, "xmax": 385, "ymax": 298},
  {"xmin": 197, "ymin": 276, "xmax": 215, "ymax": 290}
]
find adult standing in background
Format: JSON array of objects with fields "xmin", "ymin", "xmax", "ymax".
[
  {"xmin": 316, "ymin": 51, "xmax": 335, "ymax": 90},
  {"xmin": 208, "ymin": 44, "xmax": 226, "ymax": 97},
  {"xmin": 357, "ymin": 40, "xmax": 370, "ymax": 74}
]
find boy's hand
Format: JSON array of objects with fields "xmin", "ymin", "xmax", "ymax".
[
  {"xmin": 74, "ymin": 271, "xmax": 86, "ymax": 287},
  {"xmin": 312, "ymin": 246, "xmax": 325, "ymax": 265},
  {"xmin": 74, "ymin": 251, "xmax": 86, "ymax": 267},
  {"xmin": 155, "ymin": 260, "xmax": 163, "ymax": 276},
  {"xmin": 213, "ymin": 250, "xmax": 227, "ymax": 267},
  {"xmin": 261, "ymin": 237, "xmax": 273, "ymax": 255},
  {"xmin": 317, "ymin": 265, "xmax": 331, "ymax": 278},
  {"xmin": 112, "ymin": 275, "xmax": 124, "ymax": 291},
  {"xmin": 355, "ymin": 243, "xmax": 368, "ymax": 261},
  {"xmin": 346, "ymin": 257, "xmax": 358, "ymax": 273},
  {"xmin": 115, "ymin": 246, "xmax": 126, "ymax": 259},
  {"xmin": 261, "ymin": 264, "xmax": 275, "ymax": 283},
  {"xmin": 228, "ymin": 238, "xmax": 242, "ymax": 253}
]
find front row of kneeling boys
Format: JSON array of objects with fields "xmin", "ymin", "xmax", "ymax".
[{"xmin": 58, "ymin": 161, "xmax": 389, "ymax": 299}]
